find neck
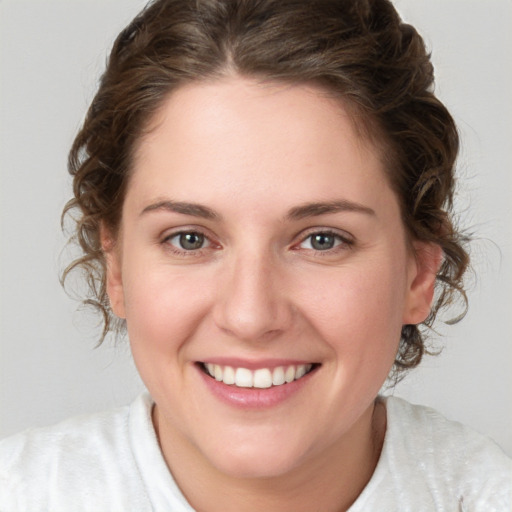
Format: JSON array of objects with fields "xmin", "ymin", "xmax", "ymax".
[{"xmin": 154, "ymin": 399, "xmax": 386, "ymax": 512}]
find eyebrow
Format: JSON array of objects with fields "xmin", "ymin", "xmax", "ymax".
[
  {"xmin": 286, "ymin": 200, "xmax": 376, "ymax": 220},
  {"xmin": 140, "ymin": 199, "xmax": 375, "ymax": 221},
  {"xmin": 140, "ymin": 200, "xmax": 219, "ymax": 220}
]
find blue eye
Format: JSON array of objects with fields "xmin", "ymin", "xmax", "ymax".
[
  {"xmin": 300, "ymin": 232, "xmax": 345, "ymax": 251},
  {"xmin": 168, "ymin": 232, "xmax": 209, "ymax": 251}
]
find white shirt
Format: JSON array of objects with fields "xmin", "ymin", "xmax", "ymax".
[{"xmin": 0, "ymin": 393, "xmax": 510, "ymax": 511}]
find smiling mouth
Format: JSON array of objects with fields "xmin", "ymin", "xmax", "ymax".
[{"xmin": 199, "ymin": 362, "xmax": 319, "ymax": 389}]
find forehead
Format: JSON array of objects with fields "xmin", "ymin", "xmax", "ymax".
[
  {"xmin": 138, "ymin": 77, "xmax": 376, "ymax": 156},
  {"xmin": 128, "ymin": 77, "xmax": 394, "ymax": 216}
]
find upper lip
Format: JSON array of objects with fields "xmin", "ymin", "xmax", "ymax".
[{"xmin": 197, "ymin": 358, "xmax": 320, "ymax": 370}]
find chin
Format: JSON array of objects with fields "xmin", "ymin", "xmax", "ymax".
[
  {"xmin": 212, "ymin": 450, "xmax": 304, "ymax": 480},
  {"xmin": 203, "ymin": 430, "xmax": 312, "ymax": 480}
]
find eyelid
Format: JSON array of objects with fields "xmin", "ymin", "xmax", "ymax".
[
  {"xmin": 292, "ymin": 227, "xmax": 355, "ymax": 251},
  {"xmin": 166, "ymin": 231, "xmax": 211, "ymax": 249},
  {"xmin": 158, "ymin": 225, "xmax": 354, "ymax": 256},
  {"xmin": 161, "ymin": 226, "xmax": 221, "ymax": 255},
  {"xmin": 161, "ymin": 224, "xmax": 215, "ymax": 242}
]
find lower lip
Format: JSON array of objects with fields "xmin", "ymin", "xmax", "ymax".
[{"xmin": 197, "ymin": 365, "xmax": 317, "ymax": 409}]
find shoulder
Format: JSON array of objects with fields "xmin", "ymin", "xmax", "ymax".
[
  {"xmin": 0, "ymin": 394, "xmax": 154, "ymax": 511},
  {"xmin": 1, "ymin": 400, "xmax": 130, "ymax": 452},
  {"xmin": 385, "ymin": 396, "xmax": 510, "ymax": 462},
  {"xmin": 382, "ymin": 396, "xmax": 511, "ymax": 509},
  {"xmin": 352, "ymin": 397, "xmax": 511, "ymax": 510},
  {"xmin": 0, "ymin": 399, "xmax": 132, "ymax": 472}
]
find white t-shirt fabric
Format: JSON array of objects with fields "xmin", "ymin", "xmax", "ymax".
[{"xmin": 0, "ymin": 393, "xmax": 510, "ymax": 511}]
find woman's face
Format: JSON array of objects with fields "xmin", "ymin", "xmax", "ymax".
[{"xmin": 106, "ymin": 77, "xmax": 437, "ymax": 479}]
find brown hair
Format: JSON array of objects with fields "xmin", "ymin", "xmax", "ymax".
[{"xmin": 62, "ymin": 0, "xmax": 469, "ymax": 378}]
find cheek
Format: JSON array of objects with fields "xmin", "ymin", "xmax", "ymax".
[
  {"xmin": 121, "ymin": 264, "xmax": 212, "ymax": 358},
  {"xmin": 298, "ymin": 259, "xmax": 407, "ymax": 360}
]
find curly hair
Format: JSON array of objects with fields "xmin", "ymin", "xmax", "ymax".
[{"xmin": 62, "ymin": 0, "xmax": 470, "ymax": 377}]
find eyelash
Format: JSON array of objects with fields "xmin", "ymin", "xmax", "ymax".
[
  {"xmin": 294, "ymin": 229, "xmax": 354, "ymax": 255},
  {"xmin": 162, "ymin": 230, "xmax": 215, "ymax": 257},
  {"xmin": 161, "ymin": 228, "xmax": 354, "ymax": 257}
]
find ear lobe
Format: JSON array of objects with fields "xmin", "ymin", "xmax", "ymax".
[
  {"xmin": 403, "ymin": 242, "xmax": 443, "ymax": 325},
  {"xmin": 100, "ymin": 223, "xmax": 126, "ymax": 319}
]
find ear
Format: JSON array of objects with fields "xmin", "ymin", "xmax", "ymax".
[
  {"xmin": 100, "ymin": 223, "xmax": 126, "ymax": 319},
  {"xmin": 402, "ymin": 241, "xmax": 443, "ymax": 325}
]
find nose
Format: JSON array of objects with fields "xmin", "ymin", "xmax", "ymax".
[{"xmin": 212, "ymin": 249, "xmax": 293, "ymax": 342}]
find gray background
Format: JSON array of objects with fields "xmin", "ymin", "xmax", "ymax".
[{"xmin": 1, "ymin": 0, "xmax": 511, "ymax": 456}]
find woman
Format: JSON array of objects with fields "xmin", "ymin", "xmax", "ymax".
[{"xmin": 1, "ymin": 0, "xmax": 510, "ymax": 510}]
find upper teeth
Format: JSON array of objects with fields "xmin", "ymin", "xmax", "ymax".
[{"xmin": 204, "ymin": 363, "xmax": 313, "ymax": 389}]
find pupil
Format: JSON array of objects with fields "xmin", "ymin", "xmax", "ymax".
[
  {"xmin": 311, "ymin": 233, "xmax": 334, "ymax": 250},
  {"xmin": 180, "ymin": 232, "xmax": 204, "ymax": 250}
]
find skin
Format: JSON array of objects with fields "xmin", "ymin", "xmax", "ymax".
[{"xmin": 104, "ymin": 77, "xmax": 441, "ymax": 511}]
